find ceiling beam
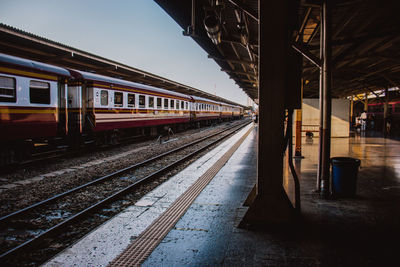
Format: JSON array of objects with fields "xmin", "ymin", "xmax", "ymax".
[
  {"xmin": 221, "ymin": 68, "xmax": 257, "ymax": 78},
  {"xmin": 228, "ymin": 0, "xmax": 258, "ymax": 22},
  {"xmin": 208, "ymin": 55, "xmax": 256, "ymax": 66},
  {"xmin": 292, "ymin": 42, "xmax": 321, "ymax": 68},
  {"xmin": 296, "ymin": 7, "xmax": 312, "ymax": 42}
]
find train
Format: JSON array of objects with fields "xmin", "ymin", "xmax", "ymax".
[
  {"xmin": 0, "ymin": 53, "xmax": 243, "ymax": 165},
  {"xmin": 366, "ymin": 100, "xmax": 400, "ymax": 134}
]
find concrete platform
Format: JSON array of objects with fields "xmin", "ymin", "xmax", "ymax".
[
  {"xmin": 143, "ymin": 130, "xmax": 400, "ymax": 266},
  {"xmin": 45, "ymin": 124, "xmax": 400, "ymax": 266},
  {"xmin": 44, "ymin": 123, "xmax": 255, "ymax": 266}
]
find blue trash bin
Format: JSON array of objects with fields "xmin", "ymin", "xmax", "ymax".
[{"xmin": 331, "ymin": 157, "xmax": 361, "ymax": 197}]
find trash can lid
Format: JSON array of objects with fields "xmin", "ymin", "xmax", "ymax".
[{"xmin": 331, "ymin": 157, "xmax": 361, "ymax": 166}]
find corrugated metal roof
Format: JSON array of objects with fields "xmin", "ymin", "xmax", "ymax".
[{"xmin": 155, "ymin": 0, "xmax": 400, "ymax": 100}]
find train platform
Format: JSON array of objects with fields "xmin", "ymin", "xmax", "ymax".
[{"xmin": 44, "ymin": 123, "xmax": 400, "ymax": 266}]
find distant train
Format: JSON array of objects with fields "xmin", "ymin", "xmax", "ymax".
[
  {"xmin": 366, "ymin": 100, "xmax": 400, "ymax": 134},
  {"xmin": 0, "ymin": 53, "xmax": 243, "ymax": 165}
]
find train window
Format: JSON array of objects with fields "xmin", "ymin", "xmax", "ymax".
[
  {"xmin": 149, "ymin": 96, "xmax": 154, "ymax": 109},
  {"xmin": 30, "ymin": 80, "xmax": 50, "ymax": 104},
  {"xmin": 139, "ymin": 95, "xmax": 145, "ymax": 108},
  {"xmin": 157, "ymin": 97, "xmax": 162, "ymax": 108},
  {"xmin": 114, "ymin": 92, "xmax": 123, "ymax": 106},
  {"xmin": 170, "ymin": 99, "xmax": 174, "ymax": 109},
  {"xmin": 164, "ymin": 98, "xmax": 168, "ymax": 109},
  {"xmin": 128, "ymin": 93, "xmax": 135, "ymax": 107},
  {"xmin": 0, "ymin": 76, "xmax": 16, "ymax": 102},
  {"xmin": 181, "ymin": 100, "xmax": 184, "ymax": 109},
  {"xmin": 101, "ymin": 90, "xmax": 108, "ymax": 106},
  {"xmin": 176, "ymin": 100, "xmax": 180, "ymax": 110},
  {"xmin": 186, "ymin": 102, "xmax": 188, "ymax": 110}
]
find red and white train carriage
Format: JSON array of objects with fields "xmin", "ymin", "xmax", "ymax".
[
  {"xmin": 0, "ymin": 53, "xmax": 70, "ymax": 142},
  {"xmin": 67, "ymin": 70, "xmax": 192, "ymax": 135},
  {"xmin": 190, "ymin": 96, "xmax": 221, "ymax": 122},
  {"xmin": 0, "ymin": 53, "xmax": 243, "ymax": 165}
]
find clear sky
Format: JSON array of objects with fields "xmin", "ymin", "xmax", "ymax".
[{"xmin": 0, "ymin": 0, "xmax": 249, "ymax": 105}]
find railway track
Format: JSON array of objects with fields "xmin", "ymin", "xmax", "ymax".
[
  {"xmin": 0, "ymin": 119, "xmax": 251, "ymax": 265},
  {"xmin": 0, "ymin": 134, "xmax": 150, "ymax": 175}
]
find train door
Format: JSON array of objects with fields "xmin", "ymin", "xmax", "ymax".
[
  {"xmin": 190, "ymin": 102, "xmax": 196, "ymax": 121},
  {"xmin": 81, "ymin": 83, "xmax": 87, "ymax": 131},
  {"xmin": 67, "ymin": 83, "xmax": 82, "ymax": 134},
  {"xmin": 84, "ymin": 84, "xmax": 95, "ymax": 130},
  {"xmin": 57, "ymin": 79, "xmax": 68, "ymax": 135}
]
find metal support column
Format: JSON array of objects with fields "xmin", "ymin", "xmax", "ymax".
[
  {"xmin": 239, "ymin": 0, "xmax": 295, "ymax": 228},
  {"xmin": 383, "ymin": 87, "xmax": 389, "ymax": 137},
  {"xmin": 364, "ymin": 93, "xmax": 368, "ymax": 111},
  {"xmin": 317, "ymin": 4, "xmax": 324, "ymax": 191},
  {"xmin": 320, "ymin": 0, "xmax": 332, "ymax": 198}
]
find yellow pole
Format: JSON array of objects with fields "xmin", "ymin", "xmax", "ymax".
[
  {"xmin": 295, "ymin": 79, "xmax": 304, "ymax": 157},
  {"xmin": 364, "ymin": 93, "xmax": 368, "ymax": 111},
  {"xmin": 350, "ymin": 96, "xmax": 354, "ymax": 129}
]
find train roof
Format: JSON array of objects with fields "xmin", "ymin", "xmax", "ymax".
[
  {"xmin": 220, "ymin": 101, "xmax": 239, "ymax": 108},
  {"xmin": 0, "ymin": 53, "xmax": 71, "ymax": 77},
  {"xmin": 69, "ymin": 69, "xmax": 191, "ymax": 99},
  {"xmin": 191, "ymin": 95, "xmax": 221, "ymax": 105},
  {"xmin": 192, "ymin": 95, "xmax": 242, "ymax": 107}
]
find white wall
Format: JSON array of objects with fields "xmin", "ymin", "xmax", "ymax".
[{"xmin": 299, "ymin": 98, "xmax": 350, "ymax": 137}]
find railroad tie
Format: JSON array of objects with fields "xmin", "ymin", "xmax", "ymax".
[{"xmin": 109, "ymin": 125, "xmax": 254, "ymax": 267}]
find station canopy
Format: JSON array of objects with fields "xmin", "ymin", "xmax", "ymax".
[
  {"xmin": 155, "ymin": 0, "xmax": 400, "ymax": 101},
  {"xmin": 0, "ymin": 23, "xmax": 244, "ymax": 107}
]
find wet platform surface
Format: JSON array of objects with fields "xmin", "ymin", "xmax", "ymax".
[
  {"xmin": 144, "ymin": 128, "xmax": 400, "ymax": 266},
  {"xmin": 45, "ymin": 124, "xmax": 400, "ymax": 266}
]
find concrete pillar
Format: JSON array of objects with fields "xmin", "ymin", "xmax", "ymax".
[{"xmin": 239, "ymin": 0, "xmax": 295, "ymax": 227}]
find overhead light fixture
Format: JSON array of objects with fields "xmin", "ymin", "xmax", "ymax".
[{"xmin": 204, "ymin": 14, "xmax": 221, "ymax": 45}]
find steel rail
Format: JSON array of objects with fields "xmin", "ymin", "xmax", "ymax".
[
  {"xmin": 0, "ymin": 134, "xmax": 149, "ymax": 174},
  {"xmin": 0, "ymin": 120, "xmax": 250, "ymax": 262},
  {"xmin": 0, "ymin": 121, "xmax": 247, "ymax": 225}
]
